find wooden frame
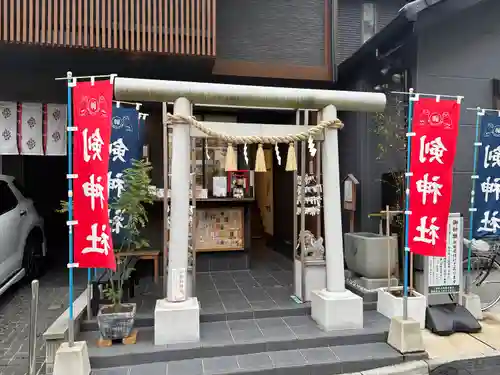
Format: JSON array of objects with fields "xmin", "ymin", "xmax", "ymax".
[{"xmin": 0, "ymin": 0, "xmax": 216, "ymax": 56}]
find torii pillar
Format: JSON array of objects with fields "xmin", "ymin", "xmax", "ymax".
[{"xmin": 114, "ymin": 78, "xmax": 386, "ymax": 342}]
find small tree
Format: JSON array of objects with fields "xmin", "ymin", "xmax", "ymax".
[
  {"xmin": 57, "ymin": 159, "xmax": 154, "ymax": 312},
  {"xmin": 372, "ymin": 95, "xmax": 408, "ymax": 230},
  {"xmin": 106, "ymin": 159, "xmax": 154, "ymax": 311}
]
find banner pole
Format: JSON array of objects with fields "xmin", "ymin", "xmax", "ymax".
[
  {"xmin": 402, "ymin": 89, "xmax": 416, "ymax": 320},
  {"xmin": 465, "ymin": 108, "xmax": 483, "ymax": 293},
  {"xmin": 66, "ymin": 71, "xmax": 75, "ymax": 347}
]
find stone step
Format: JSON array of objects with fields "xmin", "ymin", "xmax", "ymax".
[
  {"xmin": 83, "ymin": 311, "xmax": 391, "ymax": 369},
  {"xmin": 81, "ymin": 301, "xmax": 376, "ymax": 332},
  {"xmin": 90, "ymin": 342, "xmax": 413, "ymax": 375}
]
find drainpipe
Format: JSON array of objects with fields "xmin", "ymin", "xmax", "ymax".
[{"xmin": 331, "ymin": 0, "xmax": 338, "ymax": 82}]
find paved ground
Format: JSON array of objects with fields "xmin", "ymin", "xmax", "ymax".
[{"xmin": 0, "ymin": 268, "xmax": 87, "ymax": 375}]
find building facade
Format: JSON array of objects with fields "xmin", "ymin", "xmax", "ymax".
[
  {"xmin": 337, "ymin": 0, "xmax": 500, "ymax": 234},
  {"xmin": 0, "ymin": 0, "xmax": 408, "ymax": 260}
]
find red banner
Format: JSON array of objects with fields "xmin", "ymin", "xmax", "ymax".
[
  {"xmin": 73, "ymin": 80, "xmax": 116, "ymax": 270},
  {"xmin": 408, "ymin": 98, "xmax": 460, "ymax": 257}
]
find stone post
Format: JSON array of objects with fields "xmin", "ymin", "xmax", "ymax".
[
  {"xmin": 167, "ymin": 97, "xmax": 191, "ymax": 302},
  {"xmin": 154, "ymin": 97, "xmax": 200, "ymax": 345},
  {"xmin": 310, "ymin": 104, "xmax": 364, "ymax": 331}
]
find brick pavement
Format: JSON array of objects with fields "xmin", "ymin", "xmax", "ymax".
[{"xmin": 0, "ymin": 268, "xmax": 87, "ymax": 375}]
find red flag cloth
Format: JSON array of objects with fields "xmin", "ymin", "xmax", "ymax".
[
  {"xmin": 408, "ymin": 98, "xmax": 460, "ymax": 257},
  {"xmin": 72, "ymin": 80, "xmax": 116, "ymax": 270}
]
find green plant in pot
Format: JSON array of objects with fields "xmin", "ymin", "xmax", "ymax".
[
  {"xmin": 57, "ymin": 159, "xmax": 153, "ymax": 339},
  {"xmin": 97, "ymin": 159, "xmax": 154, "ymax": 340}
]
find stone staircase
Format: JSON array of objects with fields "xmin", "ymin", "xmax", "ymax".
[{"xmin": 82, "ymin": 310, "xmax": 426, "ymax": 375}]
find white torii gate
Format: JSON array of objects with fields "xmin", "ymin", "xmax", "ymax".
[{"xmin": 114, "ymin": 78, "xmax": 386, "ymax": 345}]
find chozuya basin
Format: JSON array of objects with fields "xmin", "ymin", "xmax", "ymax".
[{"xmin": 344, "ymin": 232, "xmax": 397, "ymax": 279}]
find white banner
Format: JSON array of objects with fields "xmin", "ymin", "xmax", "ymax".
[
  {"xmin": 0, "ymin": 101, "xmax": 18, "ymax": 155},
  {"xmin": 20, "ymin": 103, "xmax": 43, "ymax": 155},
  {"xmin": 45, "ymin": 104, "xmax": 67, "ymax": 156}
]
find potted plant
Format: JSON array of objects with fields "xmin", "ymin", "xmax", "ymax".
[
  {"xmin": 97, "ymin": 159, "xmax": 154, "ymax": 340},
  {"xmin": 56, "ymin": 159, "xmax": 154, "ymax": 340}
]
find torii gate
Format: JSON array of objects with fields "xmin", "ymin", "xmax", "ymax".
[{"xmin": 114, "ymin": 78, "xmax": 386, "ymax": 345}]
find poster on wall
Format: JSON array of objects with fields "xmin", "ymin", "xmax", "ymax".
[
  {"xmin": 108, "ymin": 103, "xmax": 143, "ymax": 246},
  {"xmin": 0, "ymin": 101, "xmax": 18, "ymax": 155},
  {"xmin": 473, "ymin": 113, "xmax": 500, "ymax": 237},
  {"xmin": 408, "ymin": 98, "xmax": 461, "ymax": 257},
  {"xmin": 426, "ymin": 213, "xmax": 462, "ymax": 295},
  {"xmin": 45, "ymin": 103, "xmax": 67, "ymax": 156},
  {"xmin": 72, "ymin": 80, "xmax": 116, "ymax": 271},
  {"xmin": 20, "ymin": 103, "xmax": 43, "ymax": 155}
]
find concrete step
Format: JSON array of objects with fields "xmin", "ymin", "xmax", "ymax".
[
  {"xmin": 81, "ymin": 302, "xmax": 376, "ymax": 333},
  {"xmin": 83, "ymin": 311, "xmax": 393, "ymax": 369},
  {"xmin": 90, "ymin": 343, "xmax": 413, "ymax": 375}
]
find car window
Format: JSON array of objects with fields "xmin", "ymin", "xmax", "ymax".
[
  {"xmin": 0, "ymin": 181, "xmax": 18, "ymax": 215},
  {"xmin": 12, "ymin": 179, "xmax": 28, "ymax": 198}
]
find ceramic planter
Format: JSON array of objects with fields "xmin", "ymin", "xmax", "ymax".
[
  {"xmin": 97, "ymin": 303, "xmax": 137, "ymax": 340},
  {"xmin": 377, "ymin": 287, "xmax": 426, "ymax": 329}
]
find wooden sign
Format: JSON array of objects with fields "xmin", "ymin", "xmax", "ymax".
[{"xmin": 343, "ymin": 174, "xmax": 359, "ymax": 211}]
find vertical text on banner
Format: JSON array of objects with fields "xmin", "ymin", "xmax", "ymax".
[
  {"xmin": 73, "ymin": 80, "xmax": 116, "ymax": 271},
  {"xmin": 408, "ymin": 98, "xmax": 460, "ymax": 257},
  {"xmin": 108, "ymin": 104, "xmax": 141, "ymax": 246},
  {"xmin": 474, "ymin": 114, "xmax": 500, "ymax": 237}
]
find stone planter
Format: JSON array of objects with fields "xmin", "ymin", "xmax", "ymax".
[
  {"xmin": 97, "ymin": 303, "xmax": 137, "ymax": 340},
  {"xmin": 377, "ymin": 287, "xmax": 426, "ymax": 329},
  {"xmin": 294, "ymin": 258, "xmax": 326, "ymax": 302},
  {"xmin": 344, "ymin": 232, "xmax": 398, "ymax": 279}
]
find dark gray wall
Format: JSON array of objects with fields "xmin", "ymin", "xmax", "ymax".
[
  {"xmin": 339, "ymin": 80, "xmax": 406, "ymax": 233},
  {"xmin": 415, "ymin": 0, "xmax": 500, "ymax": 230},
  {"xmin": 336, "ymin": 0, "xmax": 406, "ymax": 65},
  {"xmin": 216, "ymin": 0, "xmax": 325, "ymax": 66}
]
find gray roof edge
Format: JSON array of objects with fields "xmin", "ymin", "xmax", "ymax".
[{"xmin": 399, "ymin": 0, "xmax": 445, "ymax": 22}]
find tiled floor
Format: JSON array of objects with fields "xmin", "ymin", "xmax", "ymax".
[
  {"xmin": 90, "ymin": 343, "xmax": 402, "ymax": 375},
  {"xmin": 129, "ymin": 251, "xmax": 304, "ymax": 316}
]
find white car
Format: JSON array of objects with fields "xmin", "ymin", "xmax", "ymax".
[{"xmin": 0, "ymin": 174, "xmax": 46, "ymax": 296}]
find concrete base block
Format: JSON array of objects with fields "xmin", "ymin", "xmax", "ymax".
[
  {"xmin": 377, "ymin": 287, "xmax": 427, "ymax": 329},
  {"xmin": 53, "ymin": 341, "xmax": 91, "ymax": 375},
  {"xmin": 387, "ymin": 317, "xmax": 425, "ymax": 354},
  {"xmin": 359, "ymin": 276, "xmax": 398, "ymax": 290},
  {"xmin": 294, "ymin": 259, "xmax": 326, "ymax": 302},
  {"xmin": 462, "ymin": 293, "xmax": 483, "ymax": 320},
  {"xmin": 154, "ymin": 297, "xmax": 200, "ymax": 345},
  {"xmin": 310, "ymin": 289, "xmax": 363, "ymax": 331}
]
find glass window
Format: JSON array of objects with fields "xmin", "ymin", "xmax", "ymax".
[
  {"xmin": 0, "ymin": 181, "xmax": 18, "ymax": 215},
  {"xmin": 362, "ymin": 3, "xmax": 377, "ymax": 44},
  {"xmin": 12, "ymin": 179, "xmax": 28, "ymax": 198}
]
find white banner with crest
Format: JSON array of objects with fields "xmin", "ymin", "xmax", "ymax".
[
  {"xmin": 45, "ymin": 104, "xmax": 67, "ymax": 155},
  {"xmin": 0, "ymin": 101, "xmax": 18, "ymax": 155},
  {"xmin": 20, "ymin": 103, "xmax": 43, "ymax": 155}
]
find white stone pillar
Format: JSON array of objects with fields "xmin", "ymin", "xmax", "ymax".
[
  {"xmin": 310, "ymin": 104, "xmax": 364, "ymax": 331},
  {"xmin": 154, "ymin": 97, "xmax": 200, "ymax": 345},
  {"xmin": 167, "ymin": 97, "xmax": 191, "ymax": 302}
]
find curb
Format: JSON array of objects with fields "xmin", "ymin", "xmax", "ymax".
[{"xmin": 343, "ymin": 360, "xmax": 429, "ymax": 375}]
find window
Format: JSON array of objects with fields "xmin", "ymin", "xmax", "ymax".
[
  {"xmin": 12, "ymin": 179, "xmax": 28, "ymax": 198},
  {"xmin": 362, "ymin": 3, "xmax": 377, "ymax": 44},
  {"xmin": 0, "ymin": 181, "xmax": 18, "ymax": 215}
]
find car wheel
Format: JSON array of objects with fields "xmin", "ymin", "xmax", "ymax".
[{"xmin": 22, "ymin": 232, "xmax": 45, "ymax": 281}]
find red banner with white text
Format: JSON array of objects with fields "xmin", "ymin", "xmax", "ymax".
[
  {"xmin": 408, "ymin": 98, "xmax": 460, "ymax": 257},
  {"xmin": 73, "ymin": 80, "xmax": 116, "ymax": 270}
]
